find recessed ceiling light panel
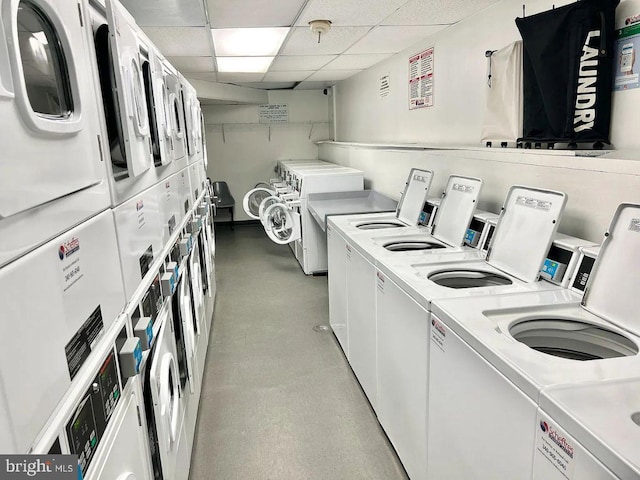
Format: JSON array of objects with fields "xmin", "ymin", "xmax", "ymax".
[{"xmin": 212, "ymin": 27, "xmax": 290, "ymax": 56}]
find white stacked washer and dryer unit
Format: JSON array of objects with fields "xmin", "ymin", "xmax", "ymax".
[
  {"xmin": 326, "ymin": 167, "xmax": 636, "ymax": 479},
  {"xmin": 0, "ymin": 0, "xmax": 216, "ymax": 479}
]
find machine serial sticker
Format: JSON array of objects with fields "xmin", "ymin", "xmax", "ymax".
[
  {"xmin": 430, "ymin": 317, "xmax": 446, "ymax": 351},
  {"xmin": 535, "ymin": 413, "xmax": 576, "ymax": 479},
  {"xmin": 452, "ymin": 183, "xmax": 474, "ymax": 193},
  {"xmin": 65, "ymin": 306, "xmax": 104, "ymax": 380},
  {"xmin": 629, "ymin": 218, "xmax": 640, "ymax": 232},
  {"xmin": 516, "ymin": 195, "xmax": 553, "ymax": 211}
]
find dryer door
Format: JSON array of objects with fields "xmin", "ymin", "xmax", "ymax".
[
  {"xmin": 263, "ymin": 203, "xmax": 301, "ymax": 245},
  {"xmin": 105, "ymin": 0, "xmax": 151, "ymax": 178},
  {"xmin": 0, "ymin": 0, "xmax": 105, "ymax": 218},
  {"xmin": 189, "ymin": 236, "xmax": 205, "ymax": 335},
  {"xmin": 177, "ymin": 275, "xmax": 197, "ymax": 395},
  {"xmin": 243, "ymin": 187, "xmax": 275, "ymax": 219},
  {"xmin": 164, "ymin": 68, "xmax": 186, "ymax": 161}
]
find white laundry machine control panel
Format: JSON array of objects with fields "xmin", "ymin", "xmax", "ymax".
[{"xmin": 65, "ymin": 349, "xmax": 121, "ymax": 476}]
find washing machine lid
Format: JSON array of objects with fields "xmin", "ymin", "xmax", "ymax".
[
  {"xmin": 243, "ymin": 187, "xmax": 275, "ymax": 219},
  {"xmin": 396, "ymin": 169, "xmax": 434, "ymax": 226},
  {"xmin": 263, "ymin": 203, "xmax": 301, "ymax": 244},
  {"xmin": 431, "ymin": 175, "xmax": 483, "ymax": 247},
  {"xmin": 485, "ymin": 186, "xmax": 566, "ymax": 282},
  {"xmin": 581, "ymin": 203, "xmax": 640, "ymax": 334}
]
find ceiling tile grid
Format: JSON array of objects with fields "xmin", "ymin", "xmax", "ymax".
[
  {"xmin": 279, "ymin": 26, "xmax": 371, "ymax": 56},
  {"xmin": 382, "ymin": 0, "xmax": 502, "ymax": 25},
  {"xmin": 143, "ymin": 27, "xmax": 213, "ymax": 56},
  {"xmin": 269, "ymin": 55, "xmax": 337, "ymax": 71},
  {"xmin": 263, "ymin": 71, "xmax": 316, "ymax": 82},
  {"xmin": 345, "ymin": 25, "xmax": 447, "ymax": 54},
  {"xmin": 296, "ymin": 0, "xmax": 410, "ymax": 27},
  {"xmin": 323, "ymin": 53, "xmax": 392, "ymax": 70},
  {"xmin": 306, "ymin": 69, "xmax": 362, "ymax": 81},
  {"xmin": 207, "ymin": 0, "xmax": 306, "ymax": 28},
  {"xmin": 166, "ymin": 56, "xmax": 216, "ymax": 72}
]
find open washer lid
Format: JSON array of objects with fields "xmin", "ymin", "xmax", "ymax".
[
  {"xmin": 431, "ymin": 175, "xmax": 483, "ymax": 247},
  {"xmin": 581, "ymin": 203, "xmax": 640, "ymax": 335},
  {"xmin": 485, "ymin": 186, "xmax": 567, "ymax": 282},
  {"xmin": 242, "ymin": 187, "xmax": 275, "ymax": 219},
  {"xmin": 395, "ymin": 169, "xmax": 434, "ymax": 226}
]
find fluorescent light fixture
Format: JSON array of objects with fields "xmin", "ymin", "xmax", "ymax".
[
  {"xmin": 212, "ymin": 28, "xmax": 290, "ymax": 56},
  {"xmin": 217, "ymin": 56, "xmax": 275, "ymax": 73}
]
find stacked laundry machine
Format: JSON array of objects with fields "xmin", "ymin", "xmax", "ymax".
[
  {"xmin": 0, "ymin": 1, "xmax": 216, "ymax": 479},
  {"xmin": 327, "ymin": 167, "xmax": 640, "ymax": 479},
  {"xmin": 243, "ymin": 159, "xmax": 364, "ymax": 274}
]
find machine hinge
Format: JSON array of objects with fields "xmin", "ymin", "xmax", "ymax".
[
  {"xmin": 97, "ymin": 135, "xmax": 104, "ymax": 162},
  {"xmin": 77, "ymin": 2, "xmax": 84, "ymax": 27},
  {"xmin": 136, "ymin": 405, "xmax": 142, "ymax": 426}
]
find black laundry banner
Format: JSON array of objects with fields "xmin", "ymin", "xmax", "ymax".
[{"xmin": 516, "ymin": 0, "xmax": 619, "ymax": 145}]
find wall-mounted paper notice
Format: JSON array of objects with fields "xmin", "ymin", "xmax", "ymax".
[
  {"xmin": 380, "ymin": 74, "xmax": 390, "ymax": 98},
  {"xmin": 259, "ymin": 104, "xmax": 289, "ymax": 123},
  {"xmin": 409, "ymin": 48, "xmax": 434, "ymax": 110}
]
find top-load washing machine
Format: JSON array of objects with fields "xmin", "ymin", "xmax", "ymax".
[
  {"xmin": 0, "ymin": 210, "xmax": 125, "ymax": 454},
  {"xmin": 534, "ymin": 378, "xmax": 640, "ymax": 479},
  {"xmin": 0, "ymin": 0, "xmax": 111, "ymax": 267},
  {"xmin": 426, "ymin": 203, "xmax": 640, "ymax": 480},
  {"xmin": 369, "ymin": 185, "xmax": 568, "ymax": 480},
  {"xmin": 332, "ymin": 175, "xmax": 484, "ymax": 416}
]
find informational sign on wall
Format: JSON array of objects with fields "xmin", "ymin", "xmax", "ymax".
[
  {"xmin": 409, "ymin": 47, "xmax": 434, "ymax": 110},
  {"xmin": 379, "ymin": 73, "xmax": 390, "ymax": 98},
  {"xmin": 259, "ymin": 104, "xmax": 288, "ymax": 123},
  {"xmin": 614, "ymin": 21, "xmax": 640, "ymax": 91}
]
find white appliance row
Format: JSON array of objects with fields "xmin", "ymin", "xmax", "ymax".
[
  {"xmin": 0, "ymin": 0, "xmax": 207, "ymax": 268},
  {"xmin": 242, "ymin": 159, "xmax": 364, "ymax": 274},
  {"xmin": 327, "ymin": 167, "xmax": 640, "ymax": 479},
  {"xmin": 23, "ymin": 188, "xmax": 217, "ymax": 480}
]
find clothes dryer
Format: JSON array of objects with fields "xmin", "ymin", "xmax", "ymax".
[
  {"xmin": 186, "ymin": 222, "xmax": 209, "ymax": 381},
  {"xmin": 156, "ymin": 172, "xmax": 183, "ymax": 248},
  {"xmin": 143, "ymin": 302, "xmax": 189, "ymax": 480},
  {"xmin": 535, "ymin": 379, "xmax": 640, "ymax": 479},
  {"xmin": 427, "ymin": 203, "xmax": 640, "ymax": 480},
  {"xmin": 0, "ymin": 0, "xmax": 111, "ymax": 266},
  {"xmin": 163, "ymin": 59, "xmax": 187, "ymax": 163},
  {"xmin": 0, "ymin": 210, "xmax": 125, "ymax": 454},
  {"xmin": 180, "ymin": 73, "xmax": 200, "ymax": 164},
  {"xmin": 112, "ymin": 183, "xmax": 164, "ymax": 303}
]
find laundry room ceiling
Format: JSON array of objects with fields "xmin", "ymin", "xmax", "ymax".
[{"xmin": 121, "ymin": 0, "xmax": 502, "ymax": 90}]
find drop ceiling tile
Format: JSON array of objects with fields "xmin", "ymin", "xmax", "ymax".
[
  {"xmin": 345, "ymin": 25, "xmax": 445, "ymax": 54},
  {"xmin": 207, "ymin": 0, "xmax": 305, "ymax": 27},
  {"xmin": 269, "ymin": 55, "xmax": 337, "ymax": 71},
  {"xmin": 306, "ymin": 69, "xmax": 361, "ymax": 81},
  {"xmin": 166, "ymin": 56, "xmax": 216, "ymax": 73},
  {"xmin": 382, "ymin": 0, "xmax": 502, "ymax": 25},
  {"xmin": 296, "ymin": 0, "xmax": 409, "ymax": 26},
  {"xmin": 185, "ymin": 73, "xmax": 218, "ymax": 82},
  {"xmin": 294, "ymin": 81, "xmax": 334, "ymax": 90},
  {"xmin": 242, "ymin": 82, "xmax": 298, "ymax": 89},
  {"xmin": 143, "ymin": 27, "xmax": 212, "ymax": 56},
  {"xmin": 263, "ymin": 71, "xmax": 315, "ymax": 82},
  {"xmin": 121, "ymin": 0, "xmax": 207, "ymax": 26},
  {"xmin": 323, "ymin": 53, "xmax": 391, "ymax": 70},
  {"xmin": 217, "ymin": 72, "xmax": 266, "ymax": 83},
  {"xmin": 280, "ymin": 26, "xmax": 370, "ymax": 55}
]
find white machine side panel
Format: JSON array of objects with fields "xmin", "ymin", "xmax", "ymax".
[
  {"xmin": 427, "ymin": 314, "xmax": 537, "ymax": 480},
  {"xmin": 533, "ymin": 410, "xmax": 617, "ymax": 480},
  {"xmin": 375, "ymin": 270, "xmax": 429, "ymax": 480},
  {"xmin": 299, "ymin": 199, "xmax": 327, "ymax": 274},
  {"xmin": 327, "ymin": 225, "xmax": 349, "ymax": 356},
  {"xmin": 0, "ymin": 210, "xmax": 125, "ymax": 453},
  {"xmin": 346, "ymin": 248, "xmax": 377, "ymax": 410},
  {"xmin": 113, "ymin": 186, "xmax": 164, "ymax": 301},
  {"xmin": 85, "ymin": 377, "xmax": 153, "ymax": 480},
  {"xmin": 301, "ymin": 173, "xmax": 363, "ymax": 196}
]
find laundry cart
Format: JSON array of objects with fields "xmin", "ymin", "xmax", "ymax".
[{"xmin": 262, "ymin": 164, "xmax": 364, "ymax": 274}]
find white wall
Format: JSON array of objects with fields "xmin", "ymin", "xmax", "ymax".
[
  {"xmin": 322, "ymin": 0, "xmax": 640, "ymax": 243},
  {"xmin": 204, "ymin": 90, "xmax": 329, "ymax": 221},
  {"xmin": 335, "ymin": 0, "xmax": 640, "ymax": 148}
]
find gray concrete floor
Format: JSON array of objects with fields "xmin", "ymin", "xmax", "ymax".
[{"xmin": 189, "ymin": 223, "xmax": 408, "ymax": 480}]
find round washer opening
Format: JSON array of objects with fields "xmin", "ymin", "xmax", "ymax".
[
  {"xmin": 356, "ymin": 222, "xmax": 404, "ymax": 230},
  {"xmin": 384, "ymin": 241, "xmax": 446, "ymax": 252},
  {"xmin": 509, "ymin": 319, "xmax": 638, "ymax": 360},
  {"xmin": 427, "ymin": 269, "xmax": 512, "ymax": 288}
]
